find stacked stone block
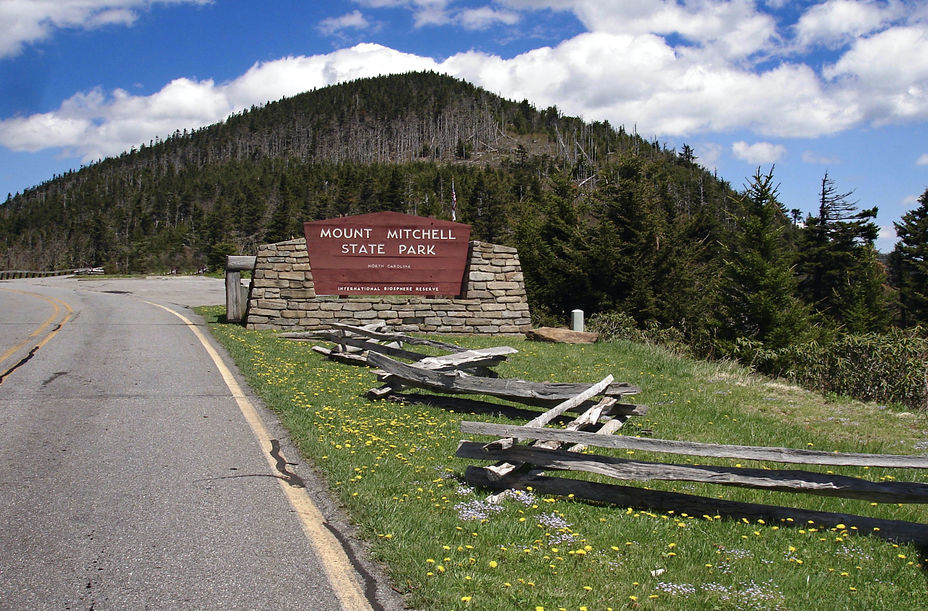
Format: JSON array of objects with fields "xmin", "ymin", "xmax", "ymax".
[{"xmin": 245, "ymin": 238, "xmax": 531, "ymax": 335}]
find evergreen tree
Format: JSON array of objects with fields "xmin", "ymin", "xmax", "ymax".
[
  {"xmin": 797, "ymin": 172, "xmax": 888, "ymax": 332},
  {"xmin": 716, "ymin": 168, "xmax": 809, "ymax": 351},
  {"xmin": 890, "ymin": 187, "xmax": 928, "ymax": 326},
  {"xmin": 516, "ymin": 173, "xmax": 591, "ymax": 320}
]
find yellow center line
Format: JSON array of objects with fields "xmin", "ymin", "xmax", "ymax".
[
  {"xmin": 0, "ymin": 288, "xmax": 73, "ymax": 370},
  {"xmin": 144, "ymin": 301, "xmax": 372, "ymax": 611}
]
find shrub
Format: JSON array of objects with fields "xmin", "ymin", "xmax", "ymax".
[
  {"xmin": 588, "ymin": 311, "xmax": 688, "ymax": 355},
  {"xmin": 755, "ymin": 327, "xmax": 928, "ymax": 410}
]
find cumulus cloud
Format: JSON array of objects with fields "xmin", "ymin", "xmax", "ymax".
[
  {"xmin": 355, "ymin": 1, "xmax": 519, "ymax": 29},
  {"xmin": 318, "ymin": 10, "xmax": 372, "ymax": 36},
  {"xmin": 0, "ymin": 0, "xmax": 211, "ymax": 58},
  {"xmin": 503, "ymin": 0, "xmax": 778, "ymax": 60},
  {"xmin": 4, "ymin": 2, "xmax": 928, "ymax": 165},
  {"xmin": 793, "ymin": 0, "xmax": 901, "ymax": 49},
  {"xmin": 458, "ymin": 7, "xmax": 520, "ymax": 29},
  {"xmin": 0, "ymin": 44, "xmax": 438, "ymax": 161},
  {"xmin": 823, "ymin": 25, "xmax": 928, "ymax": 123},
  {"xmin": 732, "ymin": 141, "xmax": 786, "ymax": 164},
  {"xmin": 918, "ymin": 153, "xmax": 928, "ymax": 165},
  {"xmin": 354, "ymin": 0, "xmax": 453, "ymax": 27}
]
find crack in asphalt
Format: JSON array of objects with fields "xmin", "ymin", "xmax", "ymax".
[
  {"xmin": 0, "ymin": 321, "xmax": 65, "ymax": 385},
  {"xmin": 0, "ymin": 345, "xmax": 40, "ymax": 386}
]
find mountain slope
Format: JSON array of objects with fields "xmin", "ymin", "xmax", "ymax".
[{"xmin": 0, "ymin": 71, "xmax": 739, "ymax": 332}]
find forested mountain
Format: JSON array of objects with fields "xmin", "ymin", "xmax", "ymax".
[{"xmin": 1, "ymin": 71, "xmax": 919, "ymax": 347}]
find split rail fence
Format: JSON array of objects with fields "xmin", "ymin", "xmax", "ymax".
[{"xmin": 300, "ymin": 323, "xmax": 928, "ymax": 547}]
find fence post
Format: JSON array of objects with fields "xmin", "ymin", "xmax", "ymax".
[{"xmin": 225, "ymin": 256, "xmax": 257, "ymax": 323}]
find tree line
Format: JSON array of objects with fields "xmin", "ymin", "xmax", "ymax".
[{"xmin": 1, "ymin": 71, "xmax": 926, "ymax": 363}]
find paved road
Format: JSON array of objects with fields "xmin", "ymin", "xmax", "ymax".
[{"xmin": 0, "ymin": 276, "xmax": 400, "ymax": 610}]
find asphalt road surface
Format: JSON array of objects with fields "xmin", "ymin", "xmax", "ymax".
[{"xmin": 0, "ymin": 276, "xmax": 401, "ymax": 610}]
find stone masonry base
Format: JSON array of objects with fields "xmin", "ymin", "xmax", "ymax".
[{"xmin": 245, "ymin": 238, "xmax": 531, "ymax": 335}]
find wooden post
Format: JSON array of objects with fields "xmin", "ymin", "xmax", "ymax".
[{"xmin": 225, "ymin": 256, "xmax": 256, "ymax": 323}]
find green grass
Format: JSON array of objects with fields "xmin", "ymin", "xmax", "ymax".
[{"xmin": 199, "ymin": 306, "xmax": 928, "ymax": 610}]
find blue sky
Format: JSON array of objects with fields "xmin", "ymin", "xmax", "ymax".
[{"xmin": 1, "ymin": 1, "xmax": 927, "ymax": 252}]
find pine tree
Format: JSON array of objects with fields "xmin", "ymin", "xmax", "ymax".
[
  {"xmin": 797, "ymin": 172, "xmax": 888, "ymax": 332},
  {"xmin": 890, "ymin": 187, "xmax": 928, "ymax": 326},
  {"xmin": 716, "ymin": 168, "xmax": 809, "ymax": 351}
]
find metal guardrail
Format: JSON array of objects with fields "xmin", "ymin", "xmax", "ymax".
[{"xmin": 0, "ymin": 269, "xmax": 88, "ymax": 280}]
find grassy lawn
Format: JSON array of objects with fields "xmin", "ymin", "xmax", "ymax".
[{"xmin": 199, "ymin": 306, "xmax": 928, "ymax": 610}]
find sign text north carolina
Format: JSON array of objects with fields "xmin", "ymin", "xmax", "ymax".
[{"xmin": 303, "ymin": 212, "xmax": 471, "ymax": 296}]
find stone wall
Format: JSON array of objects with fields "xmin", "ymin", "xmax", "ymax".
[{"xmin": 245, "ymin": 238, "xmax": 531, "ymax": 334}]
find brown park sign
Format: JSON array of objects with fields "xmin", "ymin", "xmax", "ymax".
[{"xmin": 303, "ymin": 212, "xmax": 472, "ymax": 296}]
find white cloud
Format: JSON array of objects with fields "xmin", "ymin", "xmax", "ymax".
[
  {"xmin": 876, "ymin": 224, "xmax": 897, "ymax": 252},
  {"xmin": 0, "ymin": 0, "xmax": 211, "ymax": 58},
  {"xmin": 917, "ymin": 153, "xmax": 928, "ymax": 166},
  {"xmin": 458, "ymin": 7, "xmax": 520, "ymax": 29},
  {"xmin": 503, "ymin": 0, "xmax": 778, "ymax": 60},
  {"xmin": 793, "ymin": 0, "xmax": 901, "ymax": 49},
  {"xmin": 802, "ymin": 151, "xmax": 841, "ymax": 164},
  {"xmin": 354, "ymin": 0, "xmax": 452, "ymax": 27},
  {"xmin": 318, "ymin": 10, "xmax": 371, "ymax": 36},
  {"xmin": 4, "ymin": 3, "xmax": 928, "ymax": 163},
  {"xmin": 694, "ymin": 142, "xmax": 723, "ymax": 170},
  {"xmin": 0, "ymin": 44, "xmax": 438, "ymax": 161},
  {"xmin": 824, "ymin": 26, "xmax": 928, "ymax": 123},
  {"xmin": 444, "ymin": 31, "xmax": 853, "ymax": 138},
  {"xmin": 732, "ymin": 141, "xmax": 786, "ymax": 164}
]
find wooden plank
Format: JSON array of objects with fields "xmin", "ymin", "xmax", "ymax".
[
  {"xmin": 461, "ymin": 421, "xmax": 928, "ymax": 469},
  {"xmin": 225, "ymin": 270, "xmax": 245, "ymax": 323},
  {"xmin": 328, "ymin": 351, "xmax": 370, "ymax": 366},
  {"xmin": 457, "ymin": 441, "xmax": 928, "ymax": 504},
  {"xmin": 485, "ymin": 376, "xmax": 614, "ymax": 450},
  {"xmin": 368, "ymin": 387, "xmax": 646, "ymax": 418},
  {"xmin": 311, "ymin": 331, "xmax": 426, "ymax": 361},
  {"xmin": 367, "ymin": 352, "xmax": 639, "ymax": 405},
  {"xmin": 463, "ymin": 468, "xmax": 928, "ymax": 547},
  {"xmin": 330, "ymin": 323, "xmax": 466, "ymax": 352},
  {"xmin": 416, "ymin": 346, "xmax": 518, "ymax": 370},
  {"xmin": 568, "ymin": 416, "xmax": 629, "ymax": 453},
  {"xmin": 367, "ymin": 385, "xmax": 400, "ymax": 399},
  {"xmin": 482, "ymin": 394, "xmax": 620, "ymax": 478},
  {"xmin": 525, "ymin": 375, "xmax": 614, "ymax": 428},
  {"xmin": 225, "ymin": 255, "xmax": 257, "ymax": 271}
]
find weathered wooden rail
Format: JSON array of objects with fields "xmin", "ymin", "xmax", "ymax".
[
  {"xmin": 367, "ymin": 351, "xmax": 639, "ymax": 406},
  {"xmin": 302, "ymin": 323, "xmax": 927, "ymax": 545},
  {"xmin": 458, "ymin": 413, "xmax": 928, "ymax": 546}
]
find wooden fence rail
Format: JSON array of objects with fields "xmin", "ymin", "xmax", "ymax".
[
  {"xmin": 460, "ymin": 420, "xmax": 928, "ymax": 469},
  {"xmin": 303, "ymin": 323, "xmax": 928, "ymax": 546},
  {"xmin": 459, "ymin": 411, "xmax": 928, "ymax": 546}
]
